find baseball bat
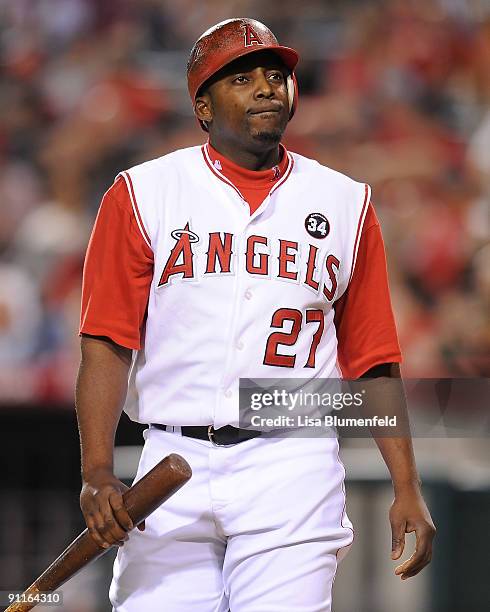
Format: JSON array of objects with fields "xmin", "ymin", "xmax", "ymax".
[{"xmin": 5, "ymin": 453, "xmax": 192, "ymax": 612}]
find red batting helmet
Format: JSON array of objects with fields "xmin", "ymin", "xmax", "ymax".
[{"xmin": 187, "ymin": 18, "xmax": 299, "ymax": 131}]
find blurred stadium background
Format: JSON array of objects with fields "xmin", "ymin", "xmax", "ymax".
[{"xmin": 0, "ymin": 0, "xmax": 489, "ymax": 611}]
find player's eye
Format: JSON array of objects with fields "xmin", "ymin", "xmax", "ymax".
[
  {"xmin": 268, "ymin": 71, "xmax": 284, "ymax": 82},
  {"xmin": 232, "ymin": 75, "xmax": 249, "ymax": 84}
]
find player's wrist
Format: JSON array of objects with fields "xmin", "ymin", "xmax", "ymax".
[
  {"xmin": 392, "ymin": 477, "xmax": 422, "ymax": 497},
  {"xmin": 82, "ymin": 464, "xmax": 115, "ymax": 483}
]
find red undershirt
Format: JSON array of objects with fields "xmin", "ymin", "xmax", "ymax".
[{"xmin": 206, "ymin": 142, "xmax": 290, "ymax": 214}]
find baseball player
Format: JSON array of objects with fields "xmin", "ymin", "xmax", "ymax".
[{"xmin": 76, "ymin": 18, "xmax": 435, "ymax": 611}]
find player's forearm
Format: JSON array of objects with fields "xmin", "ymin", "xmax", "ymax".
[
  {"xmin": 359, "ymin": 363, "xmax": 421, "ymax": 493},
  {"xmin": 75, "ymin": 335, "xmax": 133, "ymax": 478},
  {"xmin": 373, "ymin": 436, "xmax": 421, "ymax": 494}
]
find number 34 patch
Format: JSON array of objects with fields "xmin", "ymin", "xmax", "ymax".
[{"xmin": 305, "ymin": 213, "xmax": 330, "ymax": 239}]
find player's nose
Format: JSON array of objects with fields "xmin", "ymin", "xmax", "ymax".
[{"xmin": 253, "ymin": 69, "xmax": 274, "ymax": 98}]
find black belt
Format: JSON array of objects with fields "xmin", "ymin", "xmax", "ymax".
[{"xmin": 151, "ymin": 424, "xmax": 262, "ymax": 446}]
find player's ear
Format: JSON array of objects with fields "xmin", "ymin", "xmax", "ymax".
[{"xmin": 194, "ymin": 93, "xmax": 213, "ymax": 126}]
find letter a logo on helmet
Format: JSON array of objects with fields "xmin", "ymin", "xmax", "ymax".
[
  {"xmin": 242, "ymin": 23, "xmax": 264, "ymax": 47},
  {"xmin": 187, "ymin": 18, "xmax": 299, "ymax": 131}
]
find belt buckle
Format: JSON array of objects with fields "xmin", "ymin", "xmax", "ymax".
[
  {"xmin": 208, "ymin": 425, "xmax": 233, "ymax": 446},
  {"xmin": 208, "ymin": 425, "xmax": 220, "ymax": 446}
]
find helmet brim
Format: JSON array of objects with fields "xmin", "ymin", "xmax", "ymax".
[{"xmin": 190, "ymin": 44, "xmax": 299, "ymax": 100}]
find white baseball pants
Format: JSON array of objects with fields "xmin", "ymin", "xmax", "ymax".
[{"xmin": 110, "ymin": 426, "xmax": 353, "ymax": 611}]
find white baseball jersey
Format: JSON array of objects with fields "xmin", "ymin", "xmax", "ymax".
[{"xmin": 118, "ymin": 144, "xmax": 370, "ymax": 427}]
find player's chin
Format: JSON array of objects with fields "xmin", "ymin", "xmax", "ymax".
[
  {"xmin": 249, "ymin": 124, "xmax": 285, "ymax": 145},
  {"xmin": 247, "ymin": 113, "xmax": 287, "ymax": 144}
]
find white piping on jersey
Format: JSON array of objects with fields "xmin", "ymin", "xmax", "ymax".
[
  {"xmin": 201, "ymin": 143, "xmax": 294, "ymax": 206},
  {"xmin": 202, "ymin": 144, "xmax": 245, "ymax": 200},
  {"xmin": 119, "ymin": 171, "xmax": 153, "ymax": 250},
  {"xmin": 348, "ymin": 183, "xmax": 371, "ymax": 283},
  {"xmin": 248, "ymin": 153, "xmax": 295, "ymax": 222},
  {"xmin": 268, "ymin": 152, "xmax": 294, "ymax": 194}
]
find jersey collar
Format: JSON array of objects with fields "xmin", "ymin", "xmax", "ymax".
[{"xmin": 201, "ymin": 142, "xmax": 294, "ymax": 201}]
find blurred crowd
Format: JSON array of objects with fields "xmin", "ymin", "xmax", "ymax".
[{"xmin": 0, "ymin": 0, "xmax": 488, "ymax": 402}]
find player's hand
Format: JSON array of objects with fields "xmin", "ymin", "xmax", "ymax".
[
  {"xmin": 389, "ymin": 486, "xmax": 436, "ymax": 580},
  {"xmin": 80, "ymin": 467, "xmax": 145, "ymax": 549}
]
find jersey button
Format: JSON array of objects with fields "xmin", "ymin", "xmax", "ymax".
[
  {"xmin": 224, "ymin": 389, "xmax": 232, "ymax": 398},
  {"xmin": 236, "ymin": 340, "xmax": 244, "ymax": 350},
  {"xmin": 244, "ymin": 290, "xmax": 252, "ymax": 300}
]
